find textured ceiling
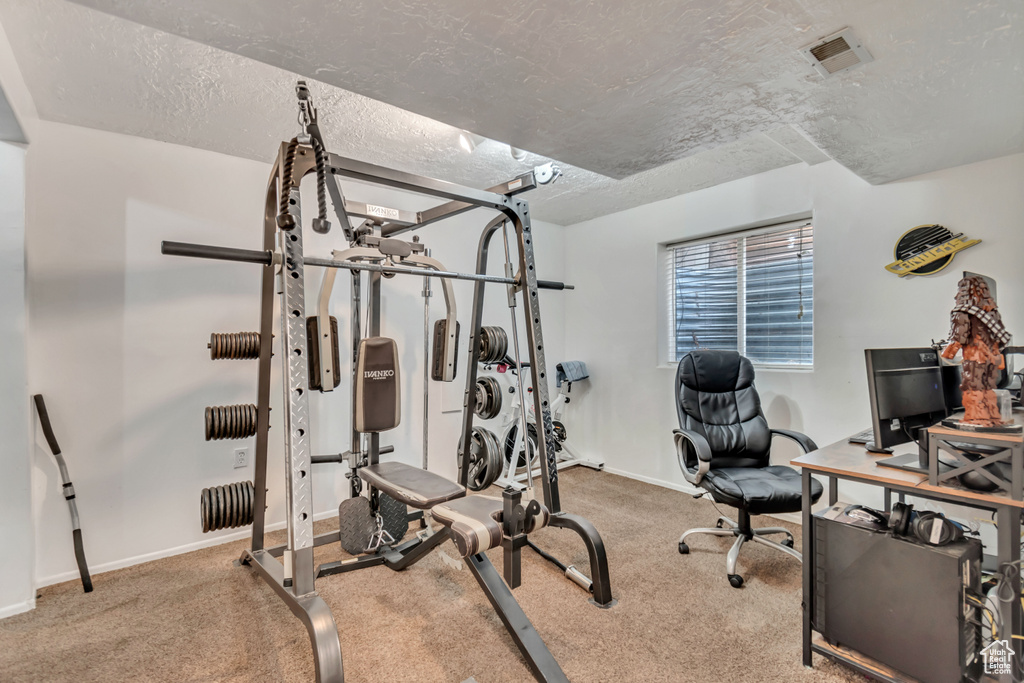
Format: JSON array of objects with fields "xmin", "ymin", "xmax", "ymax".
[
  {"xmin": 68, "ymin": 0, "xmax": 1024, "ymax": 183},
  {"xmin": 1, "ymin": 0, "xmax": 1021, "ymax": 225}
]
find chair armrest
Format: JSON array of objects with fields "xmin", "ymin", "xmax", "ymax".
[
  {"xmin": 674, "ymin": 429, "xmax": 711, "ymax": 486},
  {"xmin": 770, "ymin": 428, "xmax": 818, "ymax": 454}
]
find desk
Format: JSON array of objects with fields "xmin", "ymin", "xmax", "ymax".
[{"xmin": 794, "ymin": 439, "xmax": 1023, "ymax": 682}]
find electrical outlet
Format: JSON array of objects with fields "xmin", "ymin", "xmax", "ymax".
[{"xmin": 233, "ymin": 447, "xmax": 249, "ymax": 469}]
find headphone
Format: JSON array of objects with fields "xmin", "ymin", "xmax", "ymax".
[
  {"xmin": 845, "ymin": 504, "xmax": 888, "ymax": 526},
  {"xmin": 888, "ymin": 502, "xmax": 965, "ymax": 546}
]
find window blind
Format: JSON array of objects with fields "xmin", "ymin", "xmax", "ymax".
[
  {"xmin": 671, "ymin": 238, "xmax": 739, "ymax": 358},
  {"xmin": 744, "ymin": 225, "xmax": 814, "ymax": 365},
  {"xmin": 667, "ymin": 222, "xmax": 813, "ymax": 366}
]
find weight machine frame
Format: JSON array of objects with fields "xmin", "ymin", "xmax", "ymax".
[{"xmin": 163, "ymin": 126, "xmax": 613, "ymax": 680}]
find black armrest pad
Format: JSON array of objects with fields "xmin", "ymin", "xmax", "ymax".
[
  {"xmin": 673, "ymin": 428, "xmax": 713, "ymax": 462},
  {"xmin": 770, "ymin": 428, "xmax": 817, "ymax": 453}
]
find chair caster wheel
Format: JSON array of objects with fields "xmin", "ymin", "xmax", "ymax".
[
  {"xmin": 678, "ymin": 542, "xmax": 689, "ymax": 555},
  {"xmin": 715, "ymin": 520, "xmax": 724, "ymax": 528},
  {"xmin": 728, "ymin": 574, "xmax": 744, "ymax": 588},
  {"xmin": 782, "ymin": 538, "xmax": 794, "ymax": 548}
]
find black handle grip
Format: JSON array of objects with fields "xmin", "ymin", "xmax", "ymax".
[
  {"xmin": 161, "ymin": 241, "xmax": 273, "ymax": 265},
  {"xmin": 73, "ymin": 529, "xmax": 93, "ymax": 593},
  {"xmin": 311, "ymin": 445, "xmax": 395, "ymax": 464},
  {"xmin": 33, "ymin": 394, "xmax": 62, "ymax": 456},
  {"xmin": 537, "ymin": 280, "xmax": 574, "ymax": 291}
]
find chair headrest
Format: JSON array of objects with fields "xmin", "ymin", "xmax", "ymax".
[{"xmin": 677, "ymin": 349, "xmax": 755, "ymax": 394}]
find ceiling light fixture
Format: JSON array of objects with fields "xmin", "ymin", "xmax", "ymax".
[
  {"xmin": 459, "ymin": 131, "xmax": 483, "ymax": 153},
  {"xmin": 509, "ymin": 145, "xmax": 527, "ymax": 161}
]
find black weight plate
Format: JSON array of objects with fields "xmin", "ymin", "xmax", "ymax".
[
  {"xmin": 228, "ymin": 483, "xmax": 238, "ymax": 528},
  {"xmin": 338, "ymin": 496, "xmax": 376, "ymax": 555},
  {"xmin": 378, "ymin": 493, "xmax": 409, "ymax": 544},
  {"xmin": 203, "ymin": 491, "xmax": 214, "ymax": 532}
]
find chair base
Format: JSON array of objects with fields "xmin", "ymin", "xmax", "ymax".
[{"xmin": 677, "ymin": 510, "xmax": 801, "ymax": 588}]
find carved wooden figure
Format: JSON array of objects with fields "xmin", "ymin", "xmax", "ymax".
[{"xmin": 941, "ymin": 275, "xmax": 1011, "ymax": 427}]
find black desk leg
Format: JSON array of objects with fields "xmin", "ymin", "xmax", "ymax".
[
  {"xmin": 802, "ymin": 468, "xmax": 813, "ymax": 668},
  {"xmin": 883, "ymin": 487, "xmax": 891, "ymax": 513},
  {"xmin": 828, "ymin": 476, "xmax": 837, "ymax": 506},
  {"xmin": 996, "ymin": 504, "xmax": 1022, "ymax": 681}
]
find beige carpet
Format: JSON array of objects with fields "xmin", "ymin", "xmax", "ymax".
[{"xmin": 0, "ymin": 469, "xmax": 859, "ymax": 682}]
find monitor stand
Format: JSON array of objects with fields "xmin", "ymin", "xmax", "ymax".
[
  {"xmin": 864, "ymin": 442, "xmax": 893, "ymax": 455},
  {"xmin": 874, "ymin": 452, "xmax": 927, "ymax": 474}
]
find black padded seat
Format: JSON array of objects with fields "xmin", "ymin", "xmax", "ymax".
[
  {"xmin": 431, "ymin": 495, "xmax": 550, "ymax": 559},
  {"xmin": 701, "ymin": 466, "xmax": 823, "ymax": 515},
  {"xmin": 358, "ymin": 461, "xmax": 465, "ymax": 510}
]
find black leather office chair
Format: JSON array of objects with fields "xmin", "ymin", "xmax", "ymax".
[{"xmin": 673, "ymin": 349, "xmax": 823, "ymax": 587}]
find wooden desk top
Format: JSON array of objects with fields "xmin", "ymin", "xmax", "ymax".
[{"xmin": 792, "ymin": 438, "xmax": 1024, "ymax": 509}]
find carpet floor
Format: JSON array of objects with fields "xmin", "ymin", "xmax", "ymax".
[{"xmin": 0, "ymin": 469, "xmax": 860, "ymax": 682}]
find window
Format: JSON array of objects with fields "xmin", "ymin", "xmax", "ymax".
[{"xmin": 666, "ymin": 221, "xmax": 813, "ymax": 367}]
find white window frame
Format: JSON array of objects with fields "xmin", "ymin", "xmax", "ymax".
[{"xmin": 662, "ymin": 219, "xmax": 814, "ymax": 370}]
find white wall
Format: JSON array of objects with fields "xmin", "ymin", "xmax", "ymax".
[
  {"xmin": 25, "ymin": 118, "xmax": 565, "ymax": 587},
  {"xmin": 563, "ymin": 153, "xmax": 1024, "ymax": 523},
  {"xmin": 0, "ymin": 140, "xmax": 32, "ymax": 618}
]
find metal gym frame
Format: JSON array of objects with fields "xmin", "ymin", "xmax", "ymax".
[{"xmin": 161, "ymin": 85, "xmax": 613, "ymax": 683}]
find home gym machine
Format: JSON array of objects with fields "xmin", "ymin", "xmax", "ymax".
[{"xmin": 161, "ymin": 82, "xmax": 613, "ymax": 683}]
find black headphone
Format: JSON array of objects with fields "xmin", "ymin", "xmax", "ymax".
[{"xmin": 888, "ymin": 502, "xmax": 965, "ymax": 546}]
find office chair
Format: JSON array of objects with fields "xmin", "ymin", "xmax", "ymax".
[{"xmin": 673, "ymin": 349, "xmax": 824, "ymax": 587}]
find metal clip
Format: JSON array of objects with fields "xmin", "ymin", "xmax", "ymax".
[
  {"xmin": 366, "ymin": 514, "xmax": 395, "ymax": 552},
  {"xmin": 295, "ymin": 80, "xmax": 315, "ymax": 144}
]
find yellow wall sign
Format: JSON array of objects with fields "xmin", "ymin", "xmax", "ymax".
[{"xmin": 885, "ymin": 224, "xmax": 981, "ymax": 277}]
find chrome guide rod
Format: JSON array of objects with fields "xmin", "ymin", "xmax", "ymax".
[
  {"xmin": 422, "ymin": 248, "xmax": 431, "ymax": 469},
  {"xmin": 500, "ymin": 220, "xmax": 535, "ymax": 493}
]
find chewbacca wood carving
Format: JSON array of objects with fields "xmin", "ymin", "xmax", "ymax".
[{"xmin": 941, "ymin": 275, "xmax": 1011, "ymax": 426}]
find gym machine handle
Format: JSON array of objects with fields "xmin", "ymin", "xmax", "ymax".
[
  {"xmin": 33, "ymin": 394, "xmax": 94, "ymax": 593},
  {"xmin": 536, "ymin": 280, "xmax": 574, "ymax": 291},
  {"xmin": 161, "ymin": 241, "xmax": 273, "ymax": 265},
  {"xmin": 311, "ymin": 445, "xmax": 394, "ymax": 464}
]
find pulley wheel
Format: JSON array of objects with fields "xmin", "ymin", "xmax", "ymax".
[
  {"xmin": 459, "ymin": 427, "xmax": 502, "ymax": 491},
  {"xmin": 474, "ymin": 376, "xmax": 502, "ymax": 419}
]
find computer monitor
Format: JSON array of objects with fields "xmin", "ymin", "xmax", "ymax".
[{"xmin": 864, "ymin": 348, "xmax": 949, "ymax": 454}]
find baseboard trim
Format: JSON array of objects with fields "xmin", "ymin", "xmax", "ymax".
[
  {"xmin": 35, "ymin": 508, "xmax": 339, "ymax": 589},
  {"xmin": 0, "ymin": 597, "xmax": 35, "ymax": 620},
  {"xmin": 602, "ymin": 466, "xmax": 703, "ymax": 496},
  {"xmin": 601, "ymin": 467, "xmax": 802, "ymax": 525}
]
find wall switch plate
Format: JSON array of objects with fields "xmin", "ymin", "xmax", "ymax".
[{"xmin": 234, "ymin": 447, "xmax": 249, "ymax": 469}]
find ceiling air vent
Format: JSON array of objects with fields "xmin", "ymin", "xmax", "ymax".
[{"xmin": 800, "ymin": 28, "xmax": 873, "ymax": 78}]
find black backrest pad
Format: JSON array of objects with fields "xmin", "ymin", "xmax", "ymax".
[
  {"xmin": 355, "ymin": 337, "xmax": 400, "ymax": 433},
  {"xmin": 675, "ymin": 350, "xmax": 770, "ymax": 469}
]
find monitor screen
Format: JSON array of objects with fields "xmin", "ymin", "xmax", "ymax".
[{"xmin": 865, "ymin": 348, "xmax": 950, "ymax": 452}]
